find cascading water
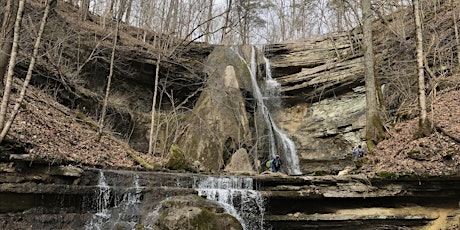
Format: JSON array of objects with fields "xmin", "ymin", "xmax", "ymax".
[
  {"xmin": 193, "ymin": 176, "xmax": 265, "ymax": 230},
  {"xmin": 85, "ymin": 171, "xmax": 142, "ymax": 230},
  {"xmin": 234, "ymin": 46, "xmax": 302, "ymax": 175},
  {"xmin": 85, "ymin": 170, "xmax": 111, "ymax": 230},
  {"xmin": 262, "ymin": 55, "xmax": 302, "ymax": 175}
]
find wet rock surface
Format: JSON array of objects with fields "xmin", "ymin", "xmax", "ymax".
[
  {"xmin": 0, "ymin": 161, "xmax": 459, "ymax": 229},
  {"xmin": 152, "ymin": 195, "xmax": 242, "ymax": 230}
]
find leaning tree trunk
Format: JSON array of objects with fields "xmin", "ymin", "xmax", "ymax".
[
  {"xmin": 413, "ymin": 0, "xmax": 432, "ymax": 137},
  {"xmin": 0, "ymin": 0, "xmax": 52, "ymax": 143},
  {"xmin": 0, "ymin": 0, "xmax": 25, "ymax": 130},
  {"xmin": 362, "ymin": 0, "xmax": 385, "ymax": 148}
]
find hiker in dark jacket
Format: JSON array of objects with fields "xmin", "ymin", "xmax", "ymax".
[
  {"xmin": 352, "ymin": 145, "xmax": 365, "ymax": 161},
  {"xmin": 271, "ymin": 155, "xmax": 282, "ymax": 172}
]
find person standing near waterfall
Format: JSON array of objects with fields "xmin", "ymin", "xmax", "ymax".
[
  {"xmin": 271, "ymin": 155, "xmax": 282, "ymax": 172},
  {"xmin": 352, "ymin": 145, "xmax": 365, "ymax": 161}
]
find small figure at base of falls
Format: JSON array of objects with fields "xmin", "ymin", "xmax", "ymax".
[
  {"xmin": 351, "ymin": 145, "xmax": 365, "ymax": 161},
  {"xmin": 265, "ymin": 155, "xmax": 283, "ymax": 173},
  {"xmin": 271, "ymin": 155, "xmax": 282, "ymax": 172}
]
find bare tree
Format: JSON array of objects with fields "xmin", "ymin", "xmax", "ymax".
[
  {"xmin": 98, "ymin": 1, "xmax": 122, "ymax": 140},
  {"xmin": 221, "ymin": 0, "xmax": 233, "ymax": 43},
  {"xmin": 101, "ymin": 0, "xmax": 116, "ymax": 28},
  {"xmin": 204, "ymin": 0, "xmax": 214, "ymax": 43},
  {"xmin": 148, "ymin": 50, "xmax": 162, "ymax": 155},
  {"xmin": 124, "ymin": 0, "xmax": 134, "ymax": 23},
  {"xmin": 0, "ymin": 0, "xmax": 18, "ymax": 90},
  {"xmin": 0, "ymin": 0, "xmax": 25, "ymax": 130},
  {"xmin": 362, "ymin": 0, "xmax": 385, "ymax": 148},
  {"xmin": 0, "ymin": 0, "xmax": 53, "ymax": 143},
  {"xmin": 413, "ymin": 0, "xmax": 432, "ymax": 137},
  {"xmin": 452, "ymin": 0, "xmax": 460, "ymax": 66},
  {"xmin": 79, "ymin": 0, "xmax": 90, "ymax": 21}
]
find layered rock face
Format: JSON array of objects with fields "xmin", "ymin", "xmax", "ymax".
[
  {"xmin": 1, "ymin": 162, "xmax": 458, "ymax": 229},
  {"xmin": 264, "ymin": 34, "xmax": 366, "ymax": 174}
]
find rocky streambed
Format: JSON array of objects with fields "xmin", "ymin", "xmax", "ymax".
[{"xmin": 0, "ymin": 159, "xmax": 459, "ymax": 229}]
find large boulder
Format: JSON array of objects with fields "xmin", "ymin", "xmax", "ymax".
[
  {"xmin": 224, "ymin": 148, "xmax": 256, "ymax": 175},
  {"xmin": 165, "ymin": 145, "xmax": 195, "ymax": 172},
  {"xmin": 152, "ymin": 195, "xmax": 242, "ymax": 230},
  {"xmin": 178, "ymin": 47, "xmax": 254, "ymax": 173}
]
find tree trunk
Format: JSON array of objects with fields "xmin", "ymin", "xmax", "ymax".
[
  {"xmin": 0, "ymin": 0, "xmax": 52, "ymax": 143},
  {"xmin": 97, "ymin": 6, "xmax": 121, "ymax": 141},
  {"xmin": 413, "ymin": 0, "xmax": 432, "ymax": 137},
  {"xmin": 0, "ymin": 0, "xmax": 24, "ymax": 130},
  {"xmin": 452, "ymin": 0, "xmax": 460, "ymax": 66},
  {"xmin": 148, "ymin": 52, "xmax": 161, "ymax": 155},
  {"xmin": 204, "ymin": 0, "xmax": 213, "ymax": 43},
  {"xmin": 102, "ymin": 0, "xmax": 116, "ymax": 28},
  {"xmin": 0, "ymin": 0, "xmax": 18, "ymax": 90},
  {"xmin": 79, "ymin": 0, "xmax": 90, "ymax": 21},
  {"xmin": 221, "ymin": 0, "xmax": 232, "ymax": 44},
  {"xmin": 362, "ymin": 0, "xmax": 385, "ymax": 148},
  {"xmin": 124, "ymin": 0, "xmax": 133, "ymax": 23}
]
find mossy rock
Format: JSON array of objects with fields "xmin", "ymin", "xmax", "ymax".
[
  {"xmin": 153, "ymin": 195, "xmax": 242, "ymax": 230},
  {"xmin": 314, "ymin": 171, "xmax": 329, "ymax": 176},
  {"xmin": 376, "ymin": 171, "xmax": 399, "ymax": 179},
  {"xmin": 165, "ymin": 145, "xmax": 194, "ymax": 172},
  {"xmin": 354, "ymin": 158, "xmax": 365, "ymax": 168}
]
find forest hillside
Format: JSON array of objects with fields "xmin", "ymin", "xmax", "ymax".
[{"xmin": 0, "ymin": 0, "xmax": 459, "ymax": 176}]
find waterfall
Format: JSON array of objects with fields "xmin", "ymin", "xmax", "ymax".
[
  {"xmin": 262, "ymin": 56, "xmax": 302, "ymax": 175},
  {"xmin": 233, "ymin": 46, "xmax": 302, "ymax": 175},
  {"xmin": 85, "ymin": 171, "xmax": 142, "ymax": 230},
  {"xmin": 194, "ymin": 176, "xmax": 265, "ymax": 230}
]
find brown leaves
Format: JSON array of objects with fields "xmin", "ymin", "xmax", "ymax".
[
  {"xmin": 7, "ymin": 84, "xmax": 161, "ymax": 169},
  {"xmin": 361, "ymin": 90, "xmax": 460, "ymax": 176}
]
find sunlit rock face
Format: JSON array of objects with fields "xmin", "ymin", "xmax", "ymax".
[
  {"xmin": 272, "ymin": 89, "xmax": 366, "ymax": 174},
  {"xmin": 264, "ymin": 34, "xmax": 367, "ymax": 174},
  {"xmin": 178, "ymin": 47, "xmax": 254, "ymax": 173}
]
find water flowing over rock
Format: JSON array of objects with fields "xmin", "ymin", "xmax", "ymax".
[
  {"xmin": 178, "ymin": 46, "xmax": 302, "ymax": 175},
  {"xmin": 194, "ymin": 176, "xmax": 265, "ymax": 230},
  {"xmin": 85, "ymin": 171, "xmax": 142, "ymax": 229},
  {"xmin": 150, "ymin": 195, "xmax": 243, "ymax": 230},
  {"xmin": 263, "ymin": 34, "xmax": 367, "ymax": 174},
  {"xmin": 1, "ymin": 163, "xmax": 459, "ymax": 229},
  {"xmin": 235, "ymin": 46, "xmax": 302, "ymax": 175}
]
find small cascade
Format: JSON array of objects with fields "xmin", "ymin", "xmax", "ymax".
[
  {"xmin": 194, "ymin": 176, "xmax": 265, "ymax": 230},
  {"xmin": 233, "ymin": 46, "xmax": 302, "ymax": 175},
  {"xmin": 85, "ymin": 171, "xmax": 111, "ymax": 230},
  {"xmin": 85, "ymin": 171, "xmax": 142, "ymax": 230}
]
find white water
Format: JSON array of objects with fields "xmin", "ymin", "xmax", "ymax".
[
  {"xmin": 85, "ymin": 171, "xmax": 142, "ymax": 230},
  {"xmin": 233, "ymin": 46, "xmax": 302, "ymax": 175},
  {"xmin": 194, "ymin": 176, "xmax": 265, "ymax": 230},
  {"xmin": 263, "ymin": 56, "xmax": 301, "ymax": 175}
]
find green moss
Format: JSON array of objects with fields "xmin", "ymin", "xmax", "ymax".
[
  {"xmin": 376, "ymin": 171, "xmax": 398, "ymax": 179},
  {"xmin": 165, "ymin": 145, "xmax": 194, "ymax": 172},
  {"xmin": 314, "ymin": 171, "xmax": 329, "ymax": 176},
  {"xmin": 188, "ymin": 207, "xmax": 218, "ymax": 228},
  {"xmin": 354, "ymin": 158, "xmax": 364, "ymax": 168}
]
